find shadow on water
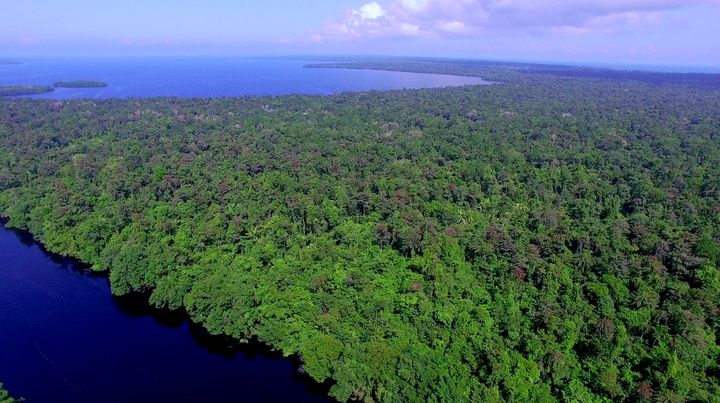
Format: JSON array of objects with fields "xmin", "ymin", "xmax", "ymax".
[
  {"xmin": 0, "ymin": 220, "xmax": 333, "ymax": 401},
  {"xmin": 2, "ymin": 220, "xmax": 103, "ymax": 278},
  {"xmin": 113, "ymin": 291, "xmax": 333, "ymax": 397}
]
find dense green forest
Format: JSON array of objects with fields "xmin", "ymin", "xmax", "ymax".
[
  {"xmin": 53, "ymin": 80, "xmax": 108, "ymax": 88},
  {"xmin": 0, "ymin": 85, "xmax": 54, "ymax": 97},
  {"xmin": 1, "ymin": 63, "xmax": 719, "ymax": 402}
]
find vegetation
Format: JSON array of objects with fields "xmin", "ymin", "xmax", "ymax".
[
  {"xmin": 1, "ymin": 62, "xmax": 719, "ymax": 402},
  {"xmin": 53, "ymin": 80, "xmax": 108, "ymax": 88},
  {"xmin": 0, "ymin": 383, "xmax": 16, "ymax": 403},
  {"xmin": 0, "ymin": 80, "xmax": 107, "ymax": 98},
  {"xmin": 306, "ymin": 60, "xmax": 720, "ymax": 87},
  {"xmin": 0, "ymin": 85, "xmax": 54, "ymax": 97}
]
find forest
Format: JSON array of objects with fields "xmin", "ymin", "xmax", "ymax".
[
  {"xmin": 306, "ymin": 60, "xmax": 720, "ymax": 87},
  {"xmin": 0, "ymin": 383, "xmax": 16, "ymax": 403},
  {"xmin": 0, "ymin": 62, "xmax": 719, "ymax": 402},
  {"xmin": 0, "ymin": 81, "xmax": 107, "ymax": 98},
  {"xmin": 0, "ymin": 85, "xmax": 54, "ymax": 97}
]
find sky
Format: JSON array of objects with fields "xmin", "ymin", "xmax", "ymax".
[{"xmin": 1, "ymin": 0, "xmax": 719, "ymax": 67}]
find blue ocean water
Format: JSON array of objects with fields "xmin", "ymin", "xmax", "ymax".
[{"xmin": 0, "ymin": 57, "xmax": 490, "ymax": 99}]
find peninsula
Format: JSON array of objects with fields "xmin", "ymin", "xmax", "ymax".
[{"xmin": 0, "ymin": 85, "xmax": 54, "ymax": 97}]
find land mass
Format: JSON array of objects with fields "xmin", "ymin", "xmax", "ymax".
[
  {"xmin": 0, "ymin": 59, "xmax": 23, "ymax": 66},
  {"xmin": 53, "ymin": 80, "xmax": 108, "ymax": 88},
  {"xmin": 0, "ymin": 382, "xmax": 17, "ymax": 403},
  {"xmin": 0, "ymin": 80, "xmax": 109, "ymax": 97},
  {"xmin": 306, "ymin": 60, "xmax": 720, "ymax": 87},
  {"xmin": 1, "ymin": 60, "xmax": 719, "ymax": 402},
  {"xmin": 0, "ymin": 85, "xmax": 55, "ymax": 97}
]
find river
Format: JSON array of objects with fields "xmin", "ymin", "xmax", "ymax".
[{"xmin": 0, "ymin": 224, "xmax": 331, "ymax": 402}]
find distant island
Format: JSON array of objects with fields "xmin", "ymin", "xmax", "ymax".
[
  {"xmin": 0, "ymin": 85, "xmax": 54, "ymax": 97},
  {"xmin": 0, "ymin": 80, "xmax": 109, "ymax": 97},
  {"xmin": 53, "ymin": 80, "xmax": 108, "ymax": 88},
  {"xmin": 0, "ymin": 59, "xmax": 22, "ymax": 65}
]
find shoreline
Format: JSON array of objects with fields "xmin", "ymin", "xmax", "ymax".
[{"xmin": 0, "ymin": 221, "xmax": 333, "ymax": 401}]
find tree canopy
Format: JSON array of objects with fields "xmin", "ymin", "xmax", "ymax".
[
  {"xmin": 0, "ymin": 383, "xmax": 17, "ymax": 403},
  {"xmin": 1, "ymin": 63, "xmax": 719, "ymax": 402}
]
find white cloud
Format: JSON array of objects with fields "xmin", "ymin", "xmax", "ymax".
[
  {"xmin": 438, "ymin": 21, "xmax": 466, "ymax": 33},
  {"xmin": 315, "ymin": 0, "xmax": 720, "ymax": 40},
  {"xmin": 400, "ymin": 0, "xmax": 429, "ymax": 11},
  {"xmin": 354, "ymin": 2, "xmax": 386, "ymax": 20},
  {"xmin": 401, "ymin": 23, "xmax": 421, "ymax": 34}
]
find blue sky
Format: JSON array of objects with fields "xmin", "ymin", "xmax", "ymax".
[{"xmin": 1, "ymin": 0, "xmax": 719, "ymax": 66}]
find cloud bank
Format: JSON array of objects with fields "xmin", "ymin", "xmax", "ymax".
[{"xmin": 316, "ymin": 0, "xmax": 720, "ymax": 40}]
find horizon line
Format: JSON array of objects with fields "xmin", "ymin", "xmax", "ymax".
[{"xmin": 2, "ymin": 54, "xmax": 720, "ymax": 73}]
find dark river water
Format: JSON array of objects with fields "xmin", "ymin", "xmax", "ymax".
[
  {"xmin": 0, "ymin": 225, "xmax": 331, "ymax": 402},
  {"xmin": 0, "ymin": 57, "xmax": 490, "ymax": 99}
]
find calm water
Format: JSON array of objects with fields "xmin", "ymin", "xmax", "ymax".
[
  {"xmin": 0, "ymin": 58, "xmax": 490, "ymax": 98},
  {"xmin": 0, "ymin": 224, "xmax": 331, "ymax": 402}
]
